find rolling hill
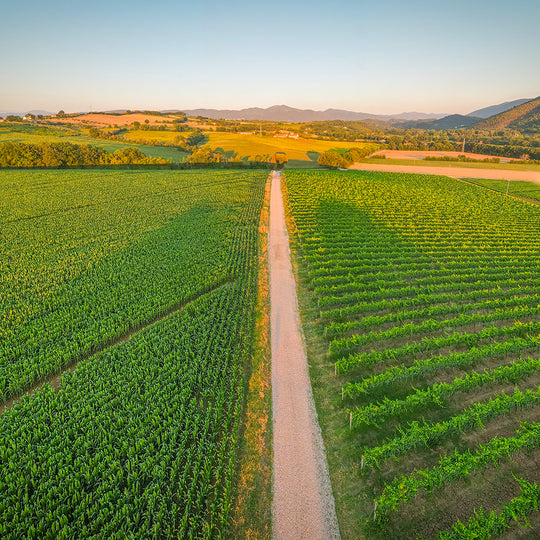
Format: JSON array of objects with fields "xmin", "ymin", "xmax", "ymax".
[
  {"xmin": 395, "ymin": 114, "xmax": 481, "ymax": 130},
  {"xmin": 475, "ymin": 97, "xmax": 540, "ymax": 132},
  {"xmin": 468, "ymin": 98, "xmax": 532, "ymax": 118}
]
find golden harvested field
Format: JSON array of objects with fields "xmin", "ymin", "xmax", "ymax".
[
  {"xmin": 52, "ymin": 113, "xmax": 178, "ymax": 126},
  {"xmin": 204, "ymin": 133, "xmax": 376, "ymax": 164}
]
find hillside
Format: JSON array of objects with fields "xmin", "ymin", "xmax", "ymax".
[
  {"xmin": 468, "ymin": 98, "xmax": 532, "ymax": 118},
  {"xmin": 395, "ymin": 114, "xmax": 481, "ymax": 130},
  {"xmin": 475, "ymin": 97, "xmax": 540, "ymax": 132}
]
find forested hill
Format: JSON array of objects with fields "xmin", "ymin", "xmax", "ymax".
[
  {"xmin": 475, "ymin": 97, "xmax": 540, "ymax": 132},
  {"xmin": 395, "ymin": 114, "xmax": 481, "ymax": 130}
]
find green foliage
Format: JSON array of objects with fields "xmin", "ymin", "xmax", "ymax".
[
  {"xmin": 0, "ymin": 141, "xmax": 170, "ymax": 167},
  {"xmin": 424, "ymin": 154, "xmax": 500, "ymax": 163},
  {"xmin": 186, "ymin": 130, "xmax": 206, "ymax": 147},
  {"xmin": 438, "ymin": 477, "xmax": 540, "ymax": 539},
  {"xmin": 285, "ymin": 169, "xmax": 540, "ymax": 538},
  {"xmin": 0, "ymin": 169, "xmax": 266, "ymax": 537},
  {"xmin": 0, "ymin": 169, "xmax": 265, "ymax": 401},
  {"xmin": 318, "ymin": 151, "xmax": 347, "ymax": 168},
  {"xmin": 318, "ymin": 146, "xmax": 373, "ymax": 168},
  {"xmin": 187, "ymin": 147, "xmax": 221, "ymax": 164},
  {"xmin": 464, "ymin": 178, "xmax": 540, "ymax": 202},
  {"xmin": 376, "ymin": 422, "xmax": 540, "ymax": 520}
]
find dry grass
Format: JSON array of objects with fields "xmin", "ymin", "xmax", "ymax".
[{"xmin": 52, "ymin": 113, "xmax": 178, "ymax": 127}]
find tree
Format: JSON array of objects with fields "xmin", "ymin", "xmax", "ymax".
[
  {"xmin": 186, "ymin": 130, "xmax": 206, "ymax": 147},
  {"xmin": 318, "ymin": 151, "xmax": 346, "ymax": 168},
  {"xmin": 187, "ymin": 147, "xmax": 218, "ymax": 164},
  {"xmin": 274, "ymin": 152, "xmax": 288, "ymax": 170},
  {"xmin": 57, "ymin": 110, "xmax": 65, "ymax": 118}
]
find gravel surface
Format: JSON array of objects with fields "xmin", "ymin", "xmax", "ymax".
[{"xmin": 269, "ymin": 171, "xmax": 340, "ymax": 540}]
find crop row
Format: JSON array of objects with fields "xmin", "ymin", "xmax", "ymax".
[
  {"xmin": 348, "ymin": 356, "xmax": 540, "ymax": 427},
  {"xmin": 344, "ymin": 335, "xmax": 540, "ymax": 398},
  {"xmin": 330, "ymin": 309, "xmax": 540, "ymax": 359},
  {"xmin": 0, "ymin": 169, "xmax": 266, "ymax": 538},
  {"xmin": 326, "ymin": 293, "xmax": 540, "ymax": 339},
  {"xmin": 375, "ymin": 421, "xmax": 540, "ymax": 520},
  {"xmin": 361, "ymin": 387, "xmax": 540, "ymax": 470},
  {"xmin": 437, "ymin": 477, "xmax": 540, "ymax": 539},
  {"xmin": 0, "ymin": 170, "xmax": 266, "ymax": 404},
  {"xmin": 285, "ymin": 169, "xmax": 540, "ymax": 538}
]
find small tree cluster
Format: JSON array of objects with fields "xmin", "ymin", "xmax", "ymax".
[
  {"xmin": 187, "ymin": 147, "xmax": 223, "ymax": 164},
  {"xmin": 318, "ymin": 146, "xmax": 373, "ymax": 168}
]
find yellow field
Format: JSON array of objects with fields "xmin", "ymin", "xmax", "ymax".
[
  {"xmin": 53, "ymin": 113, "xmax": 178, "ymax": 127},
  {"xmin": 204, "ymin": 133, "xmax": 376, "ymax": 164},
  {"xmin": 121, "ymin": 130, "xmax": 376, "ymax": 165}
]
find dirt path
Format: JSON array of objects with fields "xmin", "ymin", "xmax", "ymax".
[
  {"xmin": 350, "ymin": 162, "xmax": 540, "ymax": 184},
  {"xmin": 269, "ymin": 171, "xmax": 340, "ymax": 540}
]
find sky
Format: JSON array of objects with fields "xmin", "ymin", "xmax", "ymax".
[{"xmin": 1, "ymin": 0, "xmax": 539, "ymax": 115}]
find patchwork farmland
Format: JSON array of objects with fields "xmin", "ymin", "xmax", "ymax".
[{"xmin": 2, "ymin": 165, "xmax": 540, "ymax": 539}]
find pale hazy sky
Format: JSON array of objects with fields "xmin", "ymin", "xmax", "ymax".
[{"xmin": 1, "ymin": 0, "xmax": 539, "ymax": 114}]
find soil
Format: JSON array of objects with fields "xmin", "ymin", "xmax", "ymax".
[
  {"xmin": 269, "ymin": 171, "xmax": 341, "ymax": 539},
  {"xmin": 371, "ymin": 150, "xmax": 517, "ymax": 162},
  {"xmin": 349, "ymin": 162, "xmax": 540, "ymax": 184},
  {"xmin": 50, "ymin": 113, "xmax": 178, "ymax": 126}
]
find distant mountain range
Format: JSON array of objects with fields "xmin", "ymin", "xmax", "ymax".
[
  {"xmin": 181, "ymin": 105, "xmax": 446, "ymax": 122},
  {"xmin": 0, "ymin": 109, "xmax": 52, "ymax": 118},
  {"xmin": 181, "ymin": 99, "xmax": 538, "ymax": 126},
  {"xmin": 2, "ymin": 99, "xmax": 538, "ymax": 133}
]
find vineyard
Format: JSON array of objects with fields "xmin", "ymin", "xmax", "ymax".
[
  {"xmin": 462, "ymin": 178, "xmax": 540, "ymax": 204},
  {"xmin": 0, "ymin": 169, "xmax": 266, "ymax": 538},
  {"xmin": 284, "ymin": 170, "xmax": 540, "ymax": 539}
]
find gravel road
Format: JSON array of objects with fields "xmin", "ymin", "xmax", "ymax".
[{"xmin": 269, "ymin": 171, "xmax": 340, "ymax": 540}]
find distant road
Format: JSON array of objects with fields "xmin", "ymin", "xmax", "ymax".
[{"xmin": 350, "ymin": 163, "xmax": 540, "ymax": 184}]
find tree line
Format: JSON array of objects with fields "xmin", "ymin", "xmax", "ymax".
[{"xmin": 0, "ymin": 142, "xmax": 170, "ymax": 167}]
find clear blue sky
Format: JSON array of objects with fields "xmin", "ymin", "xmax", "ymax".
[{"xmin": 1, "ymin": 0, "xmax": 539, "ymax": 114}]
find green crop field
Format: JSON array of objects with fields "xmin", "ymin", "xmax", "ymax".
[
  {"xmin": 0, "ymin": 124, "xmax": 188, "ymax": 162},
  {"xmin": 284, "ymin": 169, "xmax": 540, "ymax": 539},
  {"xmin": 0, "ymin": 169, "xmax": 266, "ymax": 538},
  {"xmin": 123, "ymin": 129, "xmax": 185, "ymax": 143},
  {"xmin": 463, "ymin": 178, "xmax": 540, "ymax": 203}
]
